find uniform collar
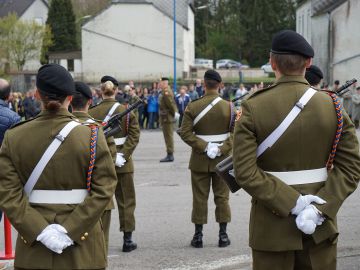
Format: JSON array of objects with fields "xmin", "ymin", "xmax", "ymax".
[
  {"xmin": 39, "ymin": 108, "xmax": 75, "ymax": 118},
  {"xmin": 101, "ymin": 98, "xmax": 116, "ymax": 103},
  {"xmin": 204, "ymin": 92, "xmax": 219, "ymax": 97},
  {"xmin": 72, "ymin": 111, "xmax": 91, "ymax": 118},
  {"xmin": 275, "ymin": 75, "xmax": 309, "ymax": 86}
]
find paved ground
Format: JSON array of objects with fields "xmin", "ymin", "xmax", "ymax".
[{"xmin": 1, "ymin": 129, "xmax": 360, "ymax": 269}]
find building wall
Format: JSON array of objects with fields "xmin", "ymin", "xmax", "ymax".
[
  {"xmin": 182, "ymin": 6, "xmax": 195, "ymax": 77},
  {"xmin": 330, "ymin": 0, "xmax": 360, "ymax": 84},
  {"xmin": 311, "ymin": 14, "xmax": 330, "ymax": 82},
  {"xmin": 82, "ymin": 3, "xmax": 194, "ymax": 82},
  {"xmin": 20, "ymin": 0, "xmax": 48, "ymax": 25},
  {"xmin": 20, "ymin": 0, "xmax": 48, "ymax": 71},
  {"xmin": 296, "ymin": 0, "xmax": 312, "ymax": 43}
]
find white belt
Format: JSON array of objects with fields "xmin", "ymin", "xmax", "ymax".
[
  {"xmin": 29, "ymin": 189, "xmax": 88, "ymax": 204},
  {"xmin": 265, "ymin": 167, "xmax": 327, "ymax": 185},
  {"xmin": 196, "ymin": 133, "xmax": 230, "ymax": 142},
  {"xmin": 114, "ymin": 137, "xmax": 127, "ymax": 145}
]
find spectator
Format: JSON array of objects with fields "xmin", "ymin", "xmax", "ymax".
[
  {"xmin": 23, "ymin": 90, "xmax": 41, "ymax": 119},
  {"xmin": 91, "ymin": 88, "xmax": 102, "ymax": 105},
  {"xmin": 175, "ymin": 86, "xmax": 191, "ymax": 127},
  {"xmin": 187, "ymin": 83, "xmax": 199, "ymax": 101},
  {"xmin": 147, "ymin": 89, "xmax": 159, "ymax": 129},
  {"xmin": 139, "ymin": 88, "xmax": 149, "ymax": 129},
  {"xmin": 0, "ymin": 78, "xmax": 21, "ymax": 228},
  {"xmin": 195, "ymin": 79, "xmax": 203, "ymax": 97}
]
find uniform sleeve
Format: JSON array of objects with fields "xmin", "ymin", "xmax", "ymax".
[
  {"xmin": 315, "ymin": 112, "xmax": 360, "ymax": 219},
  {"xmin": 164, "ymin": 92, "xmax": 177, "ymax": 116},
  {"xmin": 121, "ymin": 111, "xmax": 140, "ymax": 160},
  {"xmin": 62, "ymin": 129, "xmax": 117, "ymax": 244},
  {"xmin": 233, "ymin": 101, "xmax": 299, "ymax": 217},
  {"xmin": 0, "ymin": 133, "xmax": 49, "ymax": 245},
  {"xmin": 106, "ymin": 136, "xmax": 117, "ymax": 163},
  {"xmin": 179, "ymin": 106, "xmax": 208, "ymax": 153},
  {"xmin": 219, "ymin": 133, "xmax": 233, "ymax": 156}
]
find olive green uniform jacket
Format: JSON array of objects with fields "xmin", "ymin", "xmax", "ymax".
[
  {"xmin": 179, "ymin": 93, "xmax": 233, "ymax": 172},
  {"xmin": 89, "ymin": 98, "xmax": 140, "ymax": 174},
  {"xmin": 233, "ymin": 76, "xmax": 360, "ymax": 251},
  {"xmin": 72, "ymin": 111, "xmax": 116, "ymax": 211},
  {"xmin": 0, "ymin": 109, "xmax": 117, "ymax": 269},
  {"xmin": 159, "ymin": 87, "xmax": 177, "ymax": 124}
]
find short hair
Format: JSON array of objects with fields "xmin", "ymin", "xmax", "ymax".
[
  {"xmin": 334, "ymin": 80, "xmax": 340, "ymax": 85},
  {"xmin": 0, "ymin": 82, "xmax": 11, "ymax": 100},
  {"xmin": 71, "ymin": 92, "xmax": 90, "ymax": 110},
  {"xmin": 204, "ymin": 79, "xmax": 220, "ymax": 91},
  {"xmin": 270, "ymin": 52, "xmax": 308, "ymax": 75}
]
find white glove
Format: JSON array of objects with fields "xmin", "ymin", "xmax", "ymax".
[
  {"xmin": 206, "ymin": 142, "xmax": 220, "ymax": 159},
  {"xmin": 295, "ymin": 205, "xmax": 325, "ymax": 234},
  {"xmin": 115, "ymin": 153, "xmax": 126, "ymax": 167},
  {"xmin": 174, "ymin": 112, "xmax": 180, "ymax": 122},
  {"xmin": 37, "ymin": 224, "xmax": 74, "ymax": 254},
  {"xmin": 291, "ymin": 194, "xmax": 326, "ymax": 216}
]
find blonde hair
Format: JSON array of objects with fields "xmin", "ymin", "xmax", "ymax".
[{"xmin": 101, "ymin": 81, "xmax": 115, "ymax": 96}]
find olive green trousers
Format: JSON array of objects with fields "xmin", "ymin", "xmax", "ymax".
[
  {"xmin": 252, "ymin": 236, "xmax": 337, "ymax": 270},
  {"xmin": 115, "ymin": 172, "xmax": 136, "ymax": 232},
  {"xmin": 161, "ymin": 122, "xmax": 174, "ymax": 154},
  {"xmin": 191, "ymin": 171, "xmax": 231, "ymax": 224}
]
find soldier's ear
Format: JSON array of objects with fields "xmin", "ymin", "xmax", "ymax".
[
  {"xmin": 67, "ymin": 96, "xmax": 73, "ymax": 102},
  {"xmin": 34, "ymin": 89, "xmax": 41, "ymax": 100},
  {"xmin": 305, "ymin": 58, "xmax": 312, "ymax": 68}
]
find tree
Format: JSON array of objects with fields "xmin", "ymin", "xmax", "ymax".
[
  {"xmin": 46, "ymin": 0, "xmax": 78, "ymax": 51},
  {"xmin": 194, "ymin": 0, "xmax": 296, "ymax": 67},
  {"xmin": 0, "ymin": 14, "xmax": 52, "ymax": 71}
]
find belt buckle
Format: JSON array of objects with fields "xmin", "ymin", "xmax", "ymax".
[
  {"xmin": 296, "ymin": 102, "xmax": 304, "ymax": 110},
  {"xmin": 55, "ymin": 134, "xmax": 65, "ymax": 142}
]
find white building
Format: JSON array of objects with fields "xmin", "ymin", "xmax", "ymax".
[
  {"xmin": 0, "ymin": 0, "xmax": 49, "ymax": 71},
  {"xmin": 296, "ymin": 0, "xmax": 360, "ymax": 85},
  {"xmin": 81, "ymin": 0, "xmax": 195, "ymax": 83}
]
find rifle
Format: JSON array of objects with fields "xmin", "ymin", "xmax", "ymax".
[
  {"xmin": 103, "ymin": 99, "xmax": 143, "ymax": 138},
  {"xmin": 335, "ymin": 78, "xmax": 357, "ymax": 96},
  {"xmin": 231, "ymin": 92, "xmax": 249, "ymax": 103}
]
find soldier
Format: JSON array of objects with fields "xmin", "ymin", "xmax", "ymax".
[
  {"xmin": 233, "ymin": 30, "xmax": 360, "ymax": 269},
  {"xmin": 159, "ymin": 77, "xmax": 177, "ymax": 162},
  {"xmin": 70, "ymin": 81, "xmax": 117, "ymax": 255},
  {"xmin": 0, "ymin": 64, "xmax": 117, "ymax": 269},
  {"xmin": 179, "ymin": 70, "xmax": 233, "ymax": 248},
  {"xmin": 305, "ymin": 65, "xmax": 323, "ymax": 88},
  {"xmin": 89, "ymin": 76, "xmax": 140, "ymax": 252}
]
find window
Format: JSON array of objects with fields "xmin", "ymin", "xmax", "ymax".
[{"xmin": 67, "ymin": 59, "xmax": 74, "ymax": 72}]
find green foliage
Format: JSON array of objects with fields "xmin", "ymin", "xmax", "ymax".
[
  {"xmin": 46, "ymin": 0, "xmax": 78, "ymax": 51},
  {"xmin": 0, "ymin": 13, "xmax": 52, "ymax": 71},
  {"xmin": 195, "ymin": 0, "xmax": 296, "ymax": 67}
]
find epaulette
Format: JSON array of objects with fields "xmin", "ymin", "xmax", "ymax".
[
  {"xmin": 247, "ymin": 83, "xmax": 278, "ymax": 100},
  {"xmin": 9, "ymin": 116, "xmax": 38, "ymax": 129}
]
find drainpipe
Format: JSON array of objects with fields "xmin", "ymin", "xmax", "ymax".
[{"xmin": 327, "ymin": 11, "xmax": 333, "ymax": 84}]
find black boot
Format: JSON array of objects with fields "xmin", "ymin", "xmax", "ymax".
[
  {"xmin": 122, "ymin": 232, "xmax": 137, "ymax": 252},
  {"xmin": 191, "ymin": 224, "xmax": 203, "ymax": 248},
  {"xmin": 218, "ymin": 223, "xmax": 231, "ymax": 247},
  {"xmin": 160, "ymin": 153, "xmax": 174, "ymax": 162}
]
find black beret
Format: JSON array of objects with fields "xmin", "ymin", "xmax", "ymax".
[
  {"xmin": 161, "ymin": 77, "xmax": 169, "ymax": 81},
  {"xmin": 271, "ymin": 30, "xmax": 314, "ymax": 58},
  {"xmin": 75, "ymin": 81, "xmax": 92, "ymax": 99},
  {"xmin": 305, "ymin": 65, "xmax": 323, "ymax": 86},
  {"xmin": 101, "ymin": 75, "xmax": 118, "ymax": 86},
  {"xmin": 204, "ymin": 69, "xmax": 222, "ymax": 83},
  {"xmin": 36, "ymin": 64, "xmax": 75, "ymax": 96}
]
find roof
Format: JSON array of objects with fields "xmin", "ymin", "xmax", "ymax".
[
  {"xmin": 0, "ymin": 0, "xmax": 48, "ymax": 18},
  {"xmin": 111, "ymin": 0, "xmax": 194, "ymax": 29},
  {"xmin": 48, "ymin": 51, "xmax": 82, "ymax": 60},
  {"xmin": 312, "ymin": 0, "xmax": 348, "ymax": 16}
]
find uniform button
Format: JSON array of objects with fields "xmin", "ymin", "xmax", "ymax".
[
  {"xmin": 84, "ymin": 232, "xmax": 89, "ymax": 237},
  {"xmin": 21, "ymin": 236, "xmax": 24, "ymax": 240},
  {"xmin": 81, "ymin": 236, "xmax": 86, "ymax": 241},
  {"xmin": 23, "ymin": 239, "xmax": 27, "ymax": 244}
]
